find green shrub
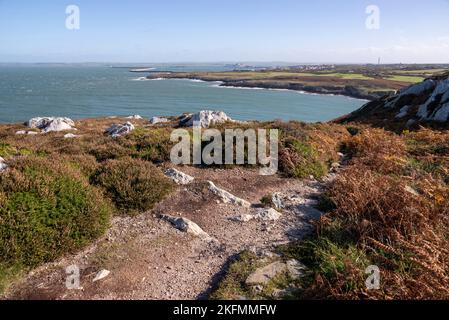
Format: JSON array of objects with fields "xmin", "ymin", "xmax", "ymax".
[
  {"xmin": 0, "ymin": 156, "xmax": 111, "ymax": 270},
  {"xmin": 92, "ymin": 158, "xmax": 173, "ymax": 212},
  {"xmin": 279, "ymin": 138, "xmax": 329, "ymax": 178}
]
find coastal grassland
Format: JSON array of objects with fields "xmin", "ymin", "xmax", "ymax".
[
  {"xmin": 150, "ymin": 67, "xmax": 440, "ymax": 99},
  {"xmin": 386, "ymin": 75, "xmax": 425, "ymax": 83},
  {"xmin": 212, "ymin": 127, "xmax": 449, "ymax": 300}
]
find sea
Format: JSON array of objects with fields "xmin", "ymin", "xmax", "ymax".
[{"xmin": 0, "ymin": 64, "xmax": 365, "ymax": 124}]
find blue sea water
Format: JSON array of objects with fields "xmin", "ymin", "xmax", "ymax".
[{"xmin": 0, "ymin": 64, "xmax": 365, "ymax": 124}]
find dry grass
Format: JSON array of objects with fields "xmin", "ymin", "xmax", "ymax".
[{"xmin": 296, "ymin": 127, "xmax": 449, "ymax": 299}]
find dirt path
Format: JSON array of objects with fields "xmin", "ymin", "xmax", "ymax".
[{"xmin": 4, "ymin": 167, "xmax": 335, "ymax": 300}]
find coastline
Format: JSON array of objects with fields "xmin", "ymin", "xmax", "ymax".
[{"xmin": 145, "ymin": 74, "xmax": 382, "ymax": 101}]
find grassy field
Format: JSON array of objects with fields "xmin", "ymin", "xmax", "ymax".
[
  {"xmin": 153, "ymin": 66, "xmax": 446, "ymax": 99},
  {"xmin": 386, "ymin": 75, "xmax": 425, "ymax": 83}
]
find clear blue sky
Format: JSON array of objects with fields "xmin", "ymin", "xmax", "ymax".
[{"xmin": 1, "ymin": 0, "xmax": 448, "ymax": 63}]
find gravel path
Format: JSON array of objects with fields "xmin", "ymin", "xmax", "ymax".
[{"xmin": 4, "ymin": 167, "xmax": 334, "ymax": 300}]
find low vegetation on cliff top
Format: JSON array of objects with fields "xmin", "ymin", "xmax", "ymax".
[
  {"xmin": 0, "ymin": 118, "xmax": 346, "ymax": 293},
  {"xmin": 1, "ymin": 117, "xmax": 448, "ymax": 300},
  {"xmin": 213, "ymin": 127, "xmax": 449, "ymax": 300}
]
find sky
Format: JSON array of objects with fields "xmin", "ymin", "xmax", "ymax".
[{"xmin": 0, "ymin": 0, "xmax": 448, "ymax": 63}]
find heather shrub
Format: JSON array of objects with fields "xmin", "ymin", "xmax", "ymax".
[
  {"xmin": 0, "ymin": 156, "xmax": 111, "ymax": 271},
  {"xmin": 131, "ymin": 127, "xmax": 173, "ymax": 163},
  {"xmin": 92, "ymin": 158, "xmax": 174, "ymax": 212}
]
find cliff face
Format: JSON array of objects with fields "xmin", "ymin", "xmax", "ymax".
[{"xmin": 341, "ymin": 73, "xmax": 449, "ymax": 128}]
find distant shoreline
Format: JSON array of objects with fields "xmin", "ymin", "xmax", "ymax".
[{"xmin": 145, "ymin": 74, "xmax": 378, "ymax": 101}]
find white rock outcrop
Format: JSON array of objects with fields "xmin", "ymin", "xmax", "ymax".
[
  {"xmin": 208, "ymin": 181, "xmax": 251, "ymax": 208},
  {"xmin": 164, "ymin": 168, "xmax": 194, "ymax": 185},
  {"xmin": 181, "ymin": 110, "xmax": 232, "ymax": 128},
  {"xmin": 126, "ymin": 115, "xmax": 143, "ymax": 120},
  {"xmin": 27, "ymin": 117, "xmax": 76, "ymax": 133},
  {"xmin": 105, "ymin": 122, "xmax": 135, "ymax": 138},
  {"xmin": 150, "ymin": 116, "xmax": 169, "ymax": 125}
]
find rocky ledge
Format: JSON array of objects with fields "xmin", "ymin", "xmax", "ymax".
[{"xmin": 340, "ymin": 73, "xmax": 449, "ymax": 128}]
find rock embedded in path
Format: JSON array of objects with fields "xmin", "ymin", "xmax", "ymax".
[
  {"xmin": 254, "ymin": 208, "xmax": 282, "ymax": 221},
  {"xmin": 161, "ymin": 215, "xmax": 213, "ymax": 241},
  {"xmin": 93, "ymin": 269, "xmax": 110, "ymax": 282},
  {"xmin": 208, "ymin": 181, "xmax": 251, "ymax": 208},
  {"xmin": 180, "ymin": 110, "xmax": 232, "ymax": 128},
  {"xmin": 27, "ymin": 117, "xmax": 76, "ymax": 133},
  {"xmin": 271, "ymin": 192, "xmax": 284, "ymax": 210},
  {"xmin": 165, "ymin": 168, "xmax": 194, "ymax": 185},
  {"xmin": 105, "ymin": 121, "xmax": 135, "ymax": 138},
  {"xmin": 245, "ymin": 261, "xmax": 287, "ymax": 286},
  {"xmin": 245, "ymin": 259, "xmax": 306, "ymax": 287},
  {"xmin": 232, "ymin": 208, "xmax": 282, "ymax": 223}
]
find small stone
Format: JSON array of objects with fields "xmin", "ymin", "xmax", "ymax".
[
  {"xmin": 254, "ymin": 208, "xmax": 282, "ymax": 221},
  {"xmin": 164, "ymin": 168, "xmax": 194, "ymax": 185},
  {"xmin": 93, "ymin": 269, "xmax": 110, "ymax": 282},
  {"xmin": 286, "ymin": 259, "xmax": 307, "ymax": 279},
  {"xmin": 64, "ymin": 133, "xmax": 78, "ymax": 139},
  {"xmin": 271, "ymin": 192, "xmax": 284, "ymax": 210},
  {"xmin": 208, "ymin": 181, "xmax": 251, "ymax": 208},
  {"xmin": 126, "ymin": 115, "xmax": 143, "ymax": 120},
  {"xmin": 246, "ymin": 261, "xmax": 287, "ymax": 286}
]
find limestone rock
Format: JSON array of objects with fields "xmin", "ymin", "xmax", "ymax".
[
  {"xmin": 231, "ymin": 208, "xmax": 281, "ymax": 223},
  {"xmin": 245, "ymin": 261, "xmax": 287, "ymax": 286},
  {"xmin": 161, "ymin": 215, "xmax": 212, "ymax": 241},
  {"xmin": 271, "ymin": 192, "xmax": 284, "ymax": 210},
  {"xmin": 164, "ymin": 168, "xmax": 194, "ymax": 185},
  {"xmin": 126, "ymin": 115, "xmax": 143, "ymax": 120},
  {"xmin": 27, "ymin": 117, "xmax": 76, "ymax": 133},
  {"xmin": 106, "ymin": 122, "xmax": 135, "ymax": 138},
  {"xmin": 246, "ymin": 260, "xmax": 306, "ymax": 287},
  {"xmin": 208, "ymin": 181, "xmax": 251, "ymax": 207},
  {"xmin": 254, "ymin": 208, "xmax": 282, "ymax": 221},
  {"xmin": 345, "ymin": 74, "xmax": 449, "ymax": 125},
  {"xmin": 150, "ymin": 116, "xmax": 169, "ymax": 125},
  {"xmin": 180, "ymin": 110, "xmax": 232, "ymax": 128}
]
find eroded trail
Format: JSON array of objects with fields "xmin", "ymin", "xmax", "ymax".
[{"xmin": 5, "ymin": 167, "xmax": 336, "ymax": 300}]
